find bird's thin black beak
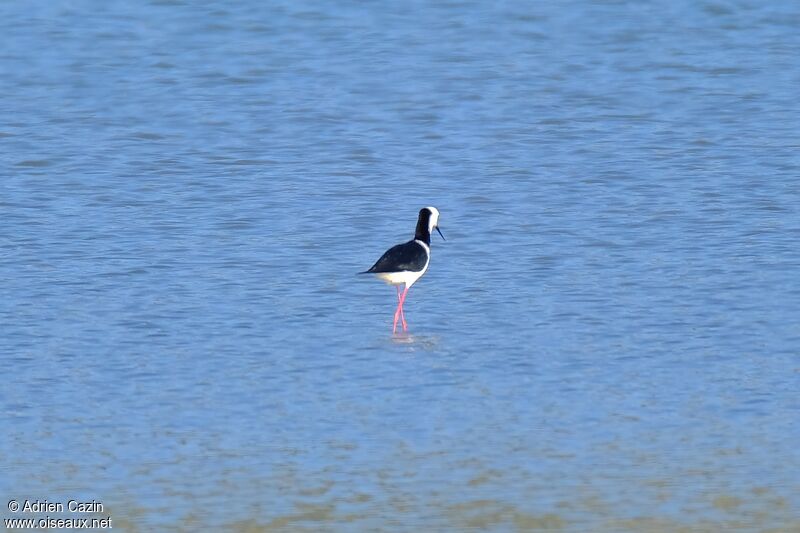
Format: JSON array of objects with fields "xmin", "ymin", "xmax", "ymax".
[{"xmin": 436, "ymin": 226, "xmax": 445, "ymax": 240}]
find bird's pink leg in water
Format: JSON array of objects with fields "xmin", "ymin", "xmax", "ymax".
[{"xmin": 398, "ymin": 286, "xmax": 409, "ymax": 332}]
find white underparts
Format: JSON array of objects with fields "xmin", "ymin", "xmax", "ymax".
[{"xmin": 374, "ymin": 270, "xmax": 425, "ymax": 287}]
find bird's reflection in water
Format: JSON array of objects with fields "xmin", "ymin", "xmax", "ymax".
[{"xmin": 391, "ymin": 333, "xmax": 441, "ymax": 349}]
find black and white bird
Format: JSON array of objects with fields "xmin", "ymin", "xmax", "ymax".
[{"xmin": 361, "ymin": 206, "xmax": 445, "ymax": 335}]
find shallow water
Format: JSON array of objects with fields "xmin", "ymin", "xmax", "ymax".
[{"xmin": 2, "ymin": 1, "xmax": 799, "ymax": 531}]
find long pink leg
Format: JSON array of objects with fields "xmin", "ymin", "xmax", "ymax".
[
  {"xmin": 393, "ymin": 286, "xmax": 403, "ymax": 334},
  {"xmin": 398, "ymin": 286, "xmax": 409, "ymax": 332}
]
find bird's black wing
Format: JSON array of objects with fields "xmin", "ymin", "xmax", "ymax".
[{"xmin": 363, "ymin": 240, "xmax": 427, "ymax": 273}]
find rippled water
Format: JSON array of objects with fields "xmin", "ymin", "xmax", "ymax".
[{"xmin": 2, "ymin": 1, "xmax": 799, "ymax": 531}]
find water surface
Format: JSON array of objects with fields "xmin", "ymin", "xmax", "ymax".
[{"xmin": 2, "ymin": 1, "xmax": 799, "ymax": 531}]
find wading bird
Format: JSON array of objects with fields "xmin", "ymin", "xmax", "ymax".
[{"xmin": 361, "ymin": 207, "xmax": 444, "ymax": 334}]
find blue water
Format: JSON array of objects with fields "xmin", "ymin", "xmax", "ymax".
[{"xmin": 2, "ymin": 1, "xmax": 799, "ymax": 531}]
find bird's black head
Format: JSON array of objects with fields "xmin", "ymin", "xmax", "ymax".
[{"xmin": 414, "ymin": 206, "xmax": 444, "ymax": 244}]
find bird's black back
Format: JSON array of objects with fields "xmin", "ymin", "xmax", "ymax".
[{"xmin": 363, "ymin": 240, "xmax": 428, "ymax": 273}]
